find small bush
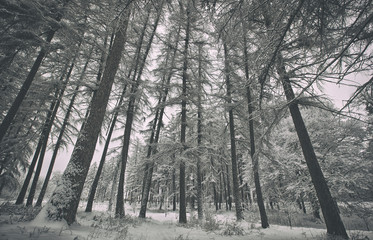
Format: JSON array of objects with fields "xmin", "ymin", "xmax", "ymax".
[
  {"xmin": 203, "ymin": 211, "xmax": 220, "ymax": 232},
  {"xmin": 221, "ymin": 222, "xmax": 245, "ymax": 236}
]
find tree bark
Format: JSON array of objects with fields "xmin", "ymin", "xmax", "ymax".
[
  {"xmin": 277, "ymin": 54, "xmax": 348, "ymax": 238},
  {"xmin": 46, "ymin": 5, "xmax": 131, "ymax": 225}
]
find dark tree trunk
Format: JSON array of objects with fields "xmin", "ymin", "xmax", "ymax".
[
  {"xmin": 178, "ymin": 0, "xmax": 191, "ymax": 224},
  {"xmin": 27, "ymin": 43, "xmax": 88, "ymax": 207},
  {"xmin": 277, "ymin": 55, "xmax": 347, "ymax": 238},
  {"xmin": 0, "ymin": 0, "xmax": 70, "ymax": 143},
  {"xmin": 225, "ymin": 164, "xmax": 232, "ymax": 211},
  {"xmin": 210, "ymin": 158, "xmax": 219, "ymax": 211},
  {"xmin": 15, "ymin": 62, "xmax": 70, "ymax": 206},
  {"xmin": 196, "ymin": 42, "xmax": 204, "ymax": 221},
  {"xmin": 85, "ymin": 85, "xmax": 127, "ymax": 212},
  {"xmin": 223, "ymin": 43, "xmax": 243, "ymax": 220},
  {"xmin": 219, "ymin": 164, "xmax": 226, "ymax": 210},
  {"xmin": 15, "ymin": 138, "xmax": 43, "ymax": 205},
  {"xmin": 35, "ymin": 37, "xmax": 100, "ymax": 207},
  {"xmin": 301, "ymin": 196, "xmax": 307, "ymax": 214},
  {"xmin": 139, "ymin": 22, "xmax": 178, "ymax": 219},
  {"xmin": 46, "ymin": 5, "xmax": 131, "ymax": 225},
  {"xmin": 240, "ymin": 16, "xmax": 269, "ymax": 227},
  {"xmin": 172, "ymin": 165, "xmax": 177, "ymax": 211},
  {"xmin": 116, "ymin": 6, "xmax": 159, "ymax": 218}
]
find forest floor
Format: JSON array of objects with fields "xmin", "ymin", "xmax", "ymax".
[{"xmin": 0, "ymin": 200, "xmax": 372, "ymax": 240}]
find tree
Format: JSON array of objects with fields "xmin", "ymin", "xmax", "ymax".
[
  {"xmin": 115, "ymin": 2, "xmax": 161, "ymax": 218},
  {"xmin": 139, "ymin": 25, "xmax": 180, "ymax": 218},
  {"xmin": 241, "ymin": 16, "xmax": 269, "ymax": 228},
  {"xmin": 0, "ymin": 0, "xmax": 71, "ymax": 143},
  {"xmin": 277, "ymin": 53, "xmax": 347, "ymax": 238},
  {"xmin": 222, "ymin": 41, "xmax": 244, "ymax": 220},
  {"xmin": 46, "ymin": 2, "xmax": 132, "ymax": 224},
  {"xmin": 178, "ymin": 0, "xmax": 191, "ymax": 224}
]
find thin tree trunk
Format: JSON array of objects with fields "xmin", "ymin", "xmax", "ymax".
[
  {"xmin": 139, "ymin": 25, "xmax": 179, "ymax": 218},
  {"xmin": 46, "ymin": 5, "xmax": 131, "ymax": 225},
  {"xmin": 210, "ymin": 157, "xmax": 219, "ymax": 211},
  {"xmin": 277, "ymin": 54, "xmax": 347, "ymax": 238},
  {"xmin": 241, "ymin": 21, "xmax": 269, "ymax": 227},
  {"xmin": 35, "ymin": 38, "xmax": 100, "ymax": 207},
  {"xmin": 116, "ymin": 6, "xmax": 159, "ymax": 218},
  {"xmin": 0, "ymin": 0, "xmax": 70, "ymax": 143},
  {"xmin": 196, "ymin": 42, "xmax": 204, "ymax": 220},
  {"xmin": 223, "ymin": 43, "xmax": 243, "ymax": 220},
  {"xmin": 178, "ymin": 0, "xmax": 191, "ymax": 224},
  {"xmin": 85, "ymin": 84, "xmax": 127, "ymax": 212},
  {"xmin": 26, "ymin": 44, "xmax": 90, "ymax": 207},
  {"xmin": 172, "ymin": 163, "xmax": 177, "ymax": 211},
  {"xmin": 108, "ymin": 158, "xmax": 121, "ymax": 212},
  {"xmin": 15, "ymin": 59, "xmax": 72, "ymax": 206},
  {"xmin": 225, "ymin": 164, "xmax": 232, "ymax": 211}
]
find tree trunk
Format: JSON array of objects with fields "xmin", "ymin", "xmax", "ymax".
[
  {"xmin": 210, "ymin": 158, "xmax": 219, "ymax": 211},
  {"xmin": 85, "ymin": 85, "xmax": 127, "ymax": 212},
  {"xmin": 196, "ymin": 42, "xmax": 204, "ymax": 220},
  {"xmin": 178, "ymin": 0, "xmax": 191, "ymax": 224},
  {"xmin": 46, "ymin": 5, "xmax": 131, "ymax": 225},
  {"xmin": 108, "ymin": 158, "xmax": 121, "ymax": 212},
  {"xmin": 223, "ymin": 43, "xmax": 244, "ymax": 220},
  {"xmin": 116, "ymin": 6, "xmax": 159, "ymax": 217},
  {"xmin": 0, "ymin": 0, "xmax": 70, "ymax": 143},
  {"xmin": 15, "ymin": 58, "xmax": 71, "ymax": 206},
  {"xmin": 27, "ymin": 43, "xmax": 89, "ymax": 207},
  {"xmin": 139, "ymin": 20, "xmax": 177, "ymax": 219},
  {"xmin": 35, "ymin": 39, "xmax": 99, "ymax": 207},
  {"xmin": 241, "ymin": 30, "xmax": 269, "ymax": 227},
  {"xmin": 172, "ymin": 163, "xmax": 177, "ymax": 211},
  {"xmin": 225, "ymin": 164, "xmax": 232, "ymax": 211},
  {"xmin": 277, "ymin": 54, "xmax": 347, "ymax": 238}
]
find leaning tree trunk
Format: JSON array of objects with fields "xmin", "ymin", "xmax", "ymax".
[
  {"xmin": 277, "ymin": 54, "xmax": 348, "ymax": 238},
  {"xmin": 35, "ymin": 38, "xmax": 99, "ymax": 207},
  {"xmin": 139, "ymin": 24, "xmax": 179, "ymax": 219},
  {"xmin": 45, "ymin": 5, "xmax": 131, "ymax": 225},
  {"xmin": 116, "ymin": 6, "xmax": 159, "ymax": 218},
  {"xmin": 15, "ymin": 60, "xmax": 71, "ymax": 206},
  {"xmin": 85, "ymin": 85, "xmax": 127, "ymax": 212},
  {"xmin": 223, "ymin": 42, "xmax": 244, "ymax": 220},
  {"xmin": 26, "ymin": 43, "xmax": 90, "ymax": 207},
  {"xmin": 241, "ymin": 21, "xmax": 269, "ymax": 227},
  {"xmin": 0, "ymin": 0, "xmax": 70, "ymax": 143}
]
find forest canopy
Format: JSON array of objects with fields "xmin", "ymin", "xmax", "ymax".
[{"xmin": 0, "ymin": 0, "xmax": 372, "ymax": 239}]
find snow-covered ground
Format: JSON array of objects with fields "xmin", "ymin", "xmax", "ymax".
[{"xmin": 0, "ymin": 202, "xmax": 372, "ymax": 240}]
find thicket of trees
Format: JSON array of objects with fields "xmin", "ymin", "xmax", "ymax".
[{"xmin": 1, "ymin": 0, "xmax": 372, "ymax": 238}]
